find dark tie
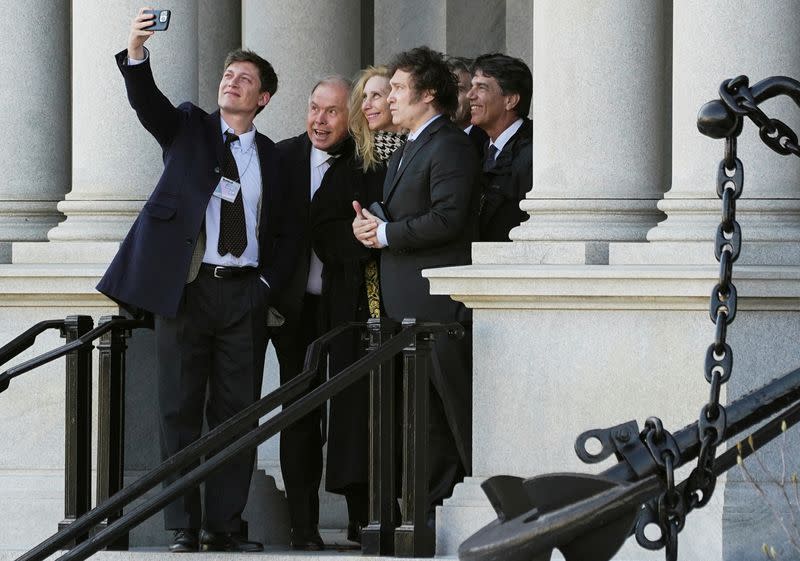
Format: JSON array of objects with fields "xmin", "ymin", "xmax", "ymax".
[
  {"xmin": 397, "ymin": 138, "xmax": 414, "ymax": 170},
  {"xmin": 483, "ymin": 144, "xmax": 499, "ymax": 172},
  {"xmin": 218, "ymin": 132, "xmax": 248, "ymax": 258}
]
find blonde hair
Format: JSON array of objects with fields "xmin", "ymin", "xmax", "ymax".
[{"xmin": 349, "ymin": 66, "xmax": 392, "ymax": 171}]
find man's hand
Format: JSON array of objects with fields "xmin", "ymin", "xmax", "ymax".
[
  {"xmin": 128, "ymin": 7, "xmax": 156, "ymax": 60},
  {"xmin": 352, "ymin": 201, "xmax": 385, "ymax": 249}
]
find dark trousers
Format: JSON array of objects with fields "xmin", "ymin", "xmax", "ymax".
[
  {"xmin": 271, "ymin": 293, "xmax": 323, "ymax": 530},
  {"xmin": 155, "ymin": 268, "xmax": 268, "ymax": 532}
]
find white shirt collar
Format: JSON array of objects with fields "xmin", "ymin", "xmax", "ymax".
[
  {"xmin": 220, "ymin": 116, "xmax": 256, "ymax": 151},
  {"xmin": 408, "ymin": 114, "xmax": 442, "ymax": 141},
  {"xmin": 489, "ymin": 118, "xmax": 524, "ymax": 156},
  {"xmin": 310, "ymin": 146, "xmax": 332, "ymax": 168},
  {"xmin": 463, "ymin": 124, "xmax": 474, "ymax": 135}
]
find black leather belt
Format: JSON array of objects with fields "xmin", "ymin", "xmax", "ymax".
[{"xmin": 200, "ymin": 264, "xmax": 258, "ymax": 279}]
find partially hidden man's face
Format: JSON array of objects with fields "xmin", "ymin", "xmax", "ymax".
[
  {"xmin": 468, "ymin": 70, "xmax": 514, "ymax": 129},
  {"xmin": 306, "ymin": 82, "xmax": 350, "ymax": 151},
  {"xmin": 387, "ymin": 69, "xmax": 432, "ymax": 131},
  {"xmin": 218, "ymin": 61, "xmax": 270, "ymax": 116},
  {"xmin": 453, "ymin": 70, "xmax": 473, "ymax": 127}
]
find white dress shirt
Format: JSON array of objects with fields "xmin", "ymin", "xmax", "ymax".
[
  {"xmin": 202, "ymin": 119, "xmax": 262, "ymax": 267},
  {"xmin": 486, "ymin": 118, "xmax": 524, "ymax": 162}
]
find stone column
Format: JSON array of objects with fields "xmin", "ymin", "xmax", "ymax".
[
  {"xmin": 618, "ymin": 0, "xmax": 800, "ymax": 267},
  {"xmin": 506, "ymin": 0, "xmax": 533, "ymax": 73},
  {"xmin": 497, "ymin": 1, "xmax": 669, "ymax": 265},
  {"xmin": 445, "ymin": 0, "xmax": 505, "ymax": 58},
  {"xmin": 47, "ymin": 1, "xmax": 199, "ymax": 246},
  {"xmin": 243, "ymin": 0, "xmax": 362, "ymax": 142},
  {"xmin": 0, "ymin": 1, "xmax": 70, "ymax": 261},
  {"xmin": 198, "ymin": 0, "xmax": 242, "ymax": 111},
  {"xmin": 24, "ymin": 1, "xmax": 239, "ymax": 264},
  {"xmin": 374, "ymin": 0, "xmax": 445, "ymax": 66}
]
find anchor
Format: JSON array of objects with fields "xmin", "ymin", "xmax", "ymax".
[{"xmin": 459, "ymin": 75, "xmax": 800, "ymax": 561}]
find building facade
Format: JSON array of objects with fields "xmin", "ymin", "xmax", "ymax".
[{"xmin": 1, "ymin": 1, "xmax": 799, "ymax": 560}]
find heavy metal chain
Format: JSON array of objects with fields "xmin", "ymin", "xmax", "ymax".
[{"xmin": 641, "ymin": 75, "xmax": 800, "ymax": 561}]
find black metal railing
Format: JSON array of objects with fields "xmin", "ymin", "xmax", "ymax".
[
  {"xmin": 0, "ymin": 314, "xmax": 151, "ymax": 548},
  {"xmin": 8, "ymin": 316, "xmax": 462, "ymax": 561}
]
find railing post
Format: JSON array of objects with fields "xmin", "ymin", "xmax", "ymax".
[
  {"xmin": 363, "ymin": 318, "xmax": 398, "ymax": 555},
  {"xmin": 394, "ymin": 318, "xmax": 435, "ymax": 557},
  {"xmin": 94, "ymin": 316, "xmax": 130, "ymax": 549},
  {"xmin": 58, "ymin": 315, "xmax": 94, "ymax": 545}
]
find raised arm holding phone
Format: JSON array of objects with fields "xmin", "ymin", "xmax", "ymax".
[{"xmin": 97, "ymin": 7, "xmax": 302, "ymax": 552}]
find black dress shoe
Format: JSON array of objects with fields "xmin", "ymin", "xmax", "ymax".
[
  {"xmin": 290, "ymin": 526, "xmax": 325, "ymax": 551},
  {"xmin": 169, "ymin": 529, "xmax": 199, "ymax": 553},
  {"xmin": 199, "ymin": 530, "xmax": 263, "ymax": 552}
]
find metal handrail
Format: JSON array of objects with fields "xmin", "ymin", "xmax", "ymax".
[
  {"xmin": 16, "ymin": 320, "xmax": 361, "ymax": 561},
  {"xmin": 0, "ymin": 319, "xmax": 65, "ymax": 369},
  {"xmin": 51, "ymin": 320, "xmax": 461, "ymax": 561},
  {"xmin": 0, "ymin": 317, "xmax": 150, "ymax": 393}
]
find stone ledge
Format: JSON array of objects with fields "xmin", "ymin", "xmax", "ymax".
[{"xmin": 423, "ymin": 264, "xmax": 800, "ymax": 310}]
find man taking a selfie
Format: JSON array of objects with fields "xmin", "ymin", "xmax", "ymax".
[{"xmin": 97, "ymin": 7, "xmax": 301, "ymax": 552}]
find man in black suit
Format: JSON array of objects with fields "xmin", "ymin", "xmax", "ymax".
[
  {"xmin": 468, "ymin": 53, "xmax": 533, "ymax": 242},
  {"xmin": 353, "ymin": 46, "xmax": 480, "ymax": 520},
  {"xmin": 447, "ymin": 56, "xmax": 489, "ymax": 156},
  {"xmin": 97, "ymin": 8, "xmax": 301, "ymax": 552},
  {"xmin": 273, "ymin": 75, "xmax": 352, "ymax": 550}
]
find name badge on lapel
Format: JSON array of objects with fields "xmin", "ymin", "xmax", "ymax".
[{"xmin": 212, "ymin": 177, "xmax": 241, "ymax": 203}]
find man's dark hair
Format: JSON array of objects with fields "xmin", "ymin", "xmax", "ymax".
[
  {"xmin": 223, "ymin": 50, "xmax": 278, "ymax": 117},
  {"xmin": 472, "ymin": 53, "xmax": 532, "ymax": 119},
  {"xmin": 389, "ymin": 46, "xmax": 458, "ymax": 117},
  {"xmin": 446, "ymin": 56, "xmax": 473, "ymax": 76}
]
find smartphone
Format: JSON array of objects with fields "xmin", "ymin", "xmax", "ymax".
[{"xmin": 144, "ymin": 9, "xmax": 170, "ymax": 31}]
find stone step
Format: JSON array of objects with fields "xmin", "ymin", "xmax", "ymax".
[{"xmin": 0, "ymin": 546, "xmax": 453, "ymax": 561}]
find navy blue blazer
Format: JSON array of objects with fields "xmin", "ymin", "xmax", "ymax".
[{"xmin": 97, "ymin": 50, "xmax": 301, "ymax": 319}]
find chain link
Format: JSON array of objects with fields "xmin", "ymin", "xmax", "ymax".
[{"xmin": 642, "ymin": 76, "xmax": 800, "ymax": 560}]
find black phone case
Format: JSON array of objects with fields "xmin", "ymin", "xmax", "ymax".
[{"xmin": 144, "ymin": 9, "xmax": 171, "ymax": 31}]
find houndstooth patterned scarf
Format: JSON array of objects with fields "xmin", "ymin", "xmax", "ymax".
[{"xmin": 374, "ymin": 130, "xmax": 407, "ymax": 163}]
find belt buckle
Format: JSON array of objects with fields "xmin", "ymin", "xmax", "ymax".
[{"xmin": 213, "ymin": 266, "xmax": 225, "ymax": 279}]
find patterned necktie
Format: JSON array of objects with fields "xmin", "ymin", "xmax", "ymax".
[
  {"xmin": 397, "ymin": 137, "xmax": 414, "ymax": 170},
  {"xmin": 218, "ymin": 131, "xmax": 248, "ymax": 257},
  {"xmin": 483, "ymin": 144, "xmax": 499, "ymax": 172}
]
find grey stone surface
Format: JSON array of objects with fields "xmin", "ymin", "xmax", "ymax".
[
  {"xmin": 520, "ymin": 1, "xmax": 670, "ymax": 247},
  {"xmin": 243, "ymin": 0, "xmax": 362, "ymax": 143},
  {"xmin": 374, "ymin": 0, "xmax": 445, "ymax": 65},
  {"xmin": 0, "ymin": 1, "xmax": 69, "ymax": 242},
  {"xmin": 50, "ymin": 1, "xmax": 238, "ymax": 243},
  {"xmin": 199, "ymin": 0, "xmax": 242, "ymax": 111},
  {"xmin": 505, "ymin": 0, "xmax": 533, "ymax": 73},
  {"xmin": 649, "ymin": 1, "xmax": 800, "ymax": 250},
  {"xmin": 445, "ymin": 0, "xmax": 505, "ymax": 58}
]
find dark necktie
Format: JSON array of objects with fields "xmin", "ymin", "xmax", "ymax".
[
  {"xmin": 397, "ymin": 138, "xmax": 414, "ymax": 170},
  {"xmin": 218, "ymin": 132, "xmax": 247, "ymax": 258},
  {"xmin": 483, "ymin": 144, "xmax": 499, "ymax": 172}
]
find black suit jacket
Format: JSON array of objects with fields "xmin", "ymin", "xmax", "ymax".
[
  {"xmin": 273, "ymin": 133, "xmax": 314, "ymax": 324},
  {"xmin": 480, "ymin": 118, "xmax": 532, "ymax": 241},
  {"xmin": 97, "ymin": 51, "xmax": 301, "ymax": 319},
  {"xmin": 381, "ymin": 115, "xmax": 480, "ymax": 322},
  {"xmin": 380, "ymin": 115, "xmax": 480, "ymax": 470}
]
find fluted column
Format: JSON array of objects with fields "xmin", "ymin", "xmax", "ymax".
[
  {"xmin": 0, "ymin": 1, "xmax": 69, "ymax": 256},
  {"xmin": 243, "ymin": 0, "xmax": 362, "ymax": 141},
  {"xmin": 510, "ymin": 2, "xmax": 669, "ymax": 257},
  {"xmin": 639, "ymin": 0, "xmax": 800, "ymax": 266},
  {"xmin": 374, "ymin": 0, "xmax": 445, "ymax": 66},
  {"xmin": 44, "ymin": 1, "xmax": 239, "ymax": 247}
]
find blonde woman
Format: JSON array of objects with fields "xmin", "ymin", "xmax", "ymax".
[{"xmin": 310, "ymin": 66, "xmax": 406, "ymax": 542}]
